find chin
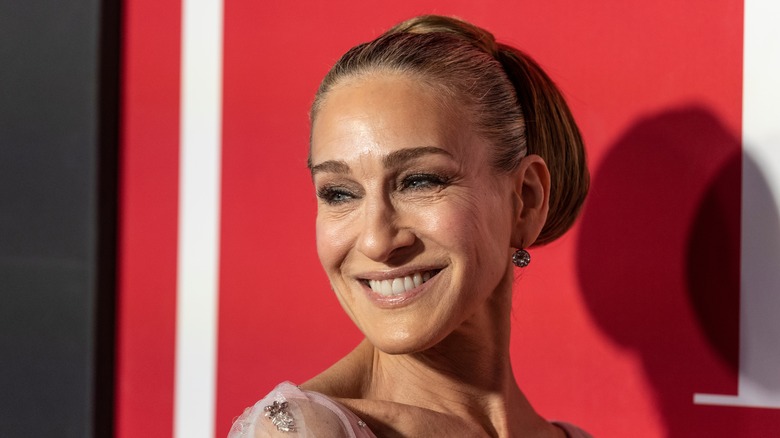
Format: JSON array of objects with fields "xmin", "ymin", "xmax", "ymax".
[{"xmin": 363, "ymin": 327, "xmax": 447, "ymax": 355}]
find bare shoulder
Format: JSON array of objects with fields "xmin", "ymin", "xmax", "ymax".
[{"xmin": 301, "ymin": 340, "xmax": 373, "ymax": 397}]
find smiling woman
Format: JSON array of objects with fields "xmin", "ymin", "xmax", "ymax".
[
  {"xmin": 229, "ymin": 15, "xmax": 591, "ymax": 438},
  {"xmin": 312, "ymin": 74, "xmax": 520, "ymax": 356}
]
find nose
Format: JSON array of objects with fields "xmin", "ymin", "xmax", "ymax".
[{"xmin": 355, "ymin": 194, "xmax": 415, "ymax": 262}]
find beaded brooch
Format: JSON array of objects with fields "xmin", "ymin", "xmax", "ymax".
[{"xmin": 264, "ymin": 400, "xmax": 295, "ymax": 432}]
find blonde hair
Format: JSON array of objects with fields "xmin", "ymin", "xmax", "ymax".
[{"xmin": 311, "ymin": 15, "xmax": 589, "ymax": 245}]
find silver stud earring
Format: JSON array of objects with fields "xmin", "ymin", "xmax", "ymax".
[{"xmin": 512, "ymin": 249, "xmax": 531, "ymax": 267}]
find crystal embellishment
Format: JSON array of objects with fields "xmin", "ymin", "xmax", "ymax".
[
  {"xmin": 512, "ymin": 249, "xmax": 531, "ymax": 267},
  {"xmin": 264, "ymin": 400, "xmax": 295, "ymax": 432}
]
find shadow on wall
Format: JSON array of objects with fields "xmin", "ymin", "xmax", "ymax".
[{"xmin": 577, "ymin": 106, "xmax": 780, "ymax": 437}]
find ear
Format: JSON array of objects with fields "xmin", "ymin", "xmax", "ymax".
[{"xmin": 510, "ymin": 154, "xmax": 551, "ymax": 248}]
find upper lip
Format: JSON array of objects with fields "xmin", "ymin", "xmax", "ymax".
[{"xmin": 354, "ymin": 265, "xmax": 445, "ymax": 281}]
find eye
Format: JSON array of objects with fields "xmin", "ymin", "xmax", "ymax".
[
  {"xmin": 400, "ymin": 173, "xmax": 450, "ymax": 191},
  {"xmin": 317, "ymin": 186, "xmax": 357, "ymax": 205}
]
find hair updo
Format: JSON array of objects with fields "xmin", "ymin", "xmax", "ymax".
[{"xmin": 310, "ymin": 15, "xmax": 589, "ymax": 245}]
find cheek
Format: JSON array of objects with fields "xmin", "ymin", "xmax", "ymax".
[
  {"xmin": 419, "ymin": 193, "xmax": 495, "ymax": 238},
  {"xmin": 430, "ymin": 192, "xmax": 513, "ymax": 263},
  {"xmin": 315, "ymin": 213, "xmax": 353, "ymax": 271}
]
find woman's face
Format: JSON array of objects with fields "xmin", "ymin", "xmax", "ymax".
[{"xmin": 310, "ymin": 73, "xmax": 518, "ymax": 353}]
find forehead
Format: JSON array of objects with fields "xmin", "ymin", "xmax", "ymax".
[{"xmin": 310, "ymin": 73, "xmax": 471, "ymax": 164}]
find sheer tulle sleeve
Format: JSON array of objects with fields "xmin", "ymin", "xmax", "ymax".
[{"xmin": 228, "ymin": 382, "xmax": 377, "ymax": 438}]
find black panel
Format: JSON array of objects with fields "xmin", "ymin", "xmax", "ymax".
[{"xmin": 0, "ymin": 1, "xmax": 120, "ymax": 436}]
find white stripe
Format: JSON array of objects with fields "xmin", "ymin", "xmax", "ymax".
[
  {"xmin": 174, "ymin": 0, "xmax": 224, "ymax": 436},
  {"xmin": 694, "ymin": 0, "xmax": 780, "ymax": 409}
]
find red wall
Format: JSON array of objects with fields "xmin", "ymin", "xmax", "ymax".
[{"xmin": 117, "ymin": 1, "xmax": 780, "ymax": 437}]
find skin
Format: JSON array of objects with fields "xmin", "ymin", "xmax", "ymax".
[{"xmin": 303, "ymin": 72, "xmax": 560, "ymax": 438}]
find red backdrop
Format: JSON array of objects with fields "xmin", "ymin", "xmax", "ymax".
[{"xmin": 117, "ymin": 0, "xmax": 780, "ymax": 437}]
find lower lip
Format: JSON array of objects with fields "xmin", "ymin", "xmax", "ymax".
[{"xmin": 362, "ymin": 273, "xmax": 438, "ymax": 309}]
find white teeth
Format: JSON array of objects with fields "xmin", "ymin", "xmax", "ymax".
[
  {"xmin": 381, "ymin": 280, "xmax": 393, "ymax": 296},
  {"xmin": 366, "ymin": 271, "xmax": 436, "ymax": 296}
]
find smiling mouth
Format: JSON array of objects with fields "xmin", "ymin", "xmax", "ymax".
[{"xmin": 362, "ymin": 270, "xmax": 441, "ymax": 296}]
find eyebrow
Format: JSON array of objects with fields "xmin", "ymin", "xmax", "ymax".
[
  {"xmin": 309, "ymin": 159, "xmax": 350, "ymax": 176},
  {"xmin": 382, "ymin": 146, "xmax": 453, "ymax": 168},
  {"xmin": 309, "ymin": 146, "xmax": 453, "ymax": 176}
]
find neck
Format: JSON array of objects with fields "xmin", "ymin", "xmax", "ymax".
[
  {"xmin": 372, "ymin": 287, "xmax": 512, "ymax": 396},
  {"xmin": 362, "ymin": 268, "xmax": 543, "ymax": 436}
]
